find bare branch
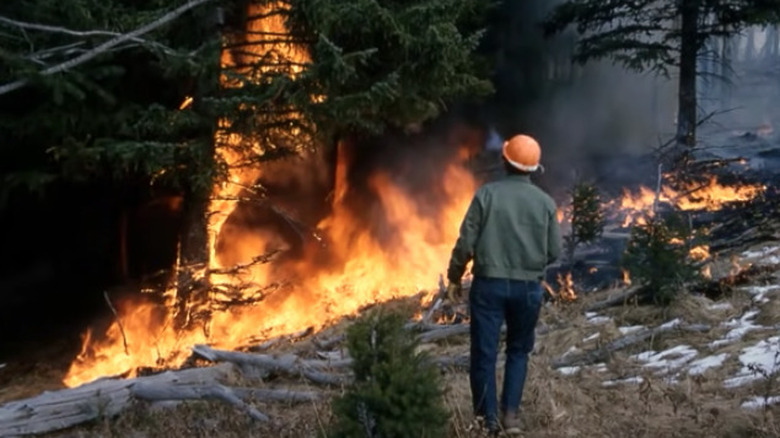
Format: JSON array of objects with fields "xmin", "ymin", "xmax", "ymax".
[{"xmin": 0, "ymin": 0, "xmax": 214, "ymax": 97}]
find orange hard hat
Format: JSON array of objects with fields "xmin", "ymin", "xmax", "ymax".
[{"xmin": 502, "ymin": 134, "xmax": 541, "ymax": 172}]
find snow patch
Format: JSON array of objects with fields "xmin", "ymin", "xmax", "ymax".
[
  {"xmin": 709, "ymin": 310, "xmax": 762, "ymax": 348},
  {"xmin": 742, "ymin": 396, "xmax": 780, "ymax": 410},
  {"xmin": 708, "ymin": 302, "xmax": 733, "ymax": 311},
  {"xmin": 724, "ymin": 336, "xmax": 780, "ymax": 388},
  {"xmin": 618, "ymin": 325, "xmax": 645, "ymax": 335},
  {"xmin": 687, "ymin": 353, "xmax": 729, "ymax": 375},
  {"xmin": 742, "ymin": 284, "xmax": 780, "ymax": 304},
  {"xmin": 633, "ymin": 345, "xmax": 699, "ymax": 373},
  {"xmin": 583, "ymin": 332, "xmax": 600, "ymax": 342},
  {"xmin": 741, "ymin": 246, "xmax": 780, "ymax": 266},
  {"xmin": 659, "ymin": 318, "xmax": 682, "ymax": 329},
  {"xmin": 603, "ymin": 376, "xmax": 644, "ymax": 387},
  {"xmin": 558, "ymin": 366, "xmax": 580, "ymax": 376},
  {"xmin": 585, "ymin": 312, "xmax": 612, "ymax": 325},
  {"xmin": 741, "ymin": 246, "xmax": 780, "ymax": 260}
]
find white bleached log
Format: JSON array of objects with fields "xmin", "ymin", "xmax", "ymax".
[
  {"xmin": 191, "ymin": 345, "xmax": 353, "ymax": 386},
  {"xmin": 0, "ymin": 363, "xmax": 235, "ymax": 437},
  {"xmin": 417, "ymin": 324, "xmax": 470, "ymax": 343},
  {"xmin": 131, "ymin": 382, "xmax": 268, "ymax": 421},
  {"xmin": 0, "ymin": 362, "xmax": 324, "ymax": 437}
]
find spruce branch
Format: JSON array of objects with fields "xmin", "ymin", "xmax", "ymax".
[{"xmin": 0, "ymin": 0, "xmax": 214, "ymax": 97}]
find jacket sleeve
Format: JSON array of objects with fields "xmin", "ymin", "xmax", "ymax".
[
  {"xmin": 446, "ymin": 193, "xmax": 483, "ymax": 283},
  {"xmin": 547, "ymin": 203, "xmax": 562, "ymax": 265}
]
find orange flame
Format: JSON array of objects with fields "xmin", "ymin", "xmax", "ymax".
[
  {"xmin": 621, "ymin": 269, "xmax": 632, "ymax": 286},
  {"xmin": 63, "ymin": 2, "xmax": 478, "ymax": 387},
  {"xmin": 610, "ymin": 176, "xmax": 764, "ymax": 227}
]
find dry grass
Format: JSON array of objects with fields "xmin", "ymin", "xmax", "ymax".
[{"xmin": 29, "ymin": 283, "xmax": 780, "ymax": 438}]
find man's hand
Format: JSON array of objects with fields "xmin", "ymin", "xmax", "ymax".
[{"xmin": 446, "ymin": 281, "xmax": 463, "ymax": 303}]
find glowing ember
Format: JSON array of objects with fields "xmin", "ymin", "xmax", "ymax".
[
  {"xmin": 689, "ymin": 245, "xmax": 710, "ymax": 261},
  {"xmin": 63, "ymin": 2, "xmax": 478, "ymax": 387}
]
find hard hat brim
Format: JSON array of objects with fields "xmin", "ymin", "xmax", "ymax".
[{"xmin": 504, "ymin": 156, "xmax": 540, "ymax": 172}]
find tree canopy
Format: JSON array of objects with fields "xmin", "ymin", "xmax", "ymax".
[
  {"xmin": 543, "ymin": 0, "xmax": 780, "ymax": 157},
  {"xmin": 0, "ymin": 0, "xmax": 494, "ymax": 202}
]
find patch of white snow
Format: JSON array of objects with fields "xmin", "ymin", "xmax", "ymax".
[
  {"xmin": 583, "ymin": 332, "xmax": 600, "ymax": 342},
  {"xmin": 602, "ymin": 376, "xmax": 644, "ymax": 387},
  {"xmin": 741, "ymin": 396, "xmax": 780, "ymax": 410},
  {"xmin": 741, "ymin": 284, "xmax": 780, "ymax": 304},
  {"xmin": 709, "ymin": 310, "xmax": 762, "ymax": 348},
  {"xmin": 659, "ymin": 318, "xmax": 682, "ymax": 329},
  {"xmin": 724, "ymin": 336, "xmax": 780, "ymax": 388},
  {"xmin": 618, "ymin": 325, "xmax": 645, "ymax": 335},
  {"xmin": 707, "ymin": 302, "xmax": 733, "ymax": 311},
  {"xmin": 686, "ymin": 353, "xmax": 729, "ymax": 375},
  {"xmin": 557, "ymin": 366, "xmax": 580, "ymax": 376},
  {"xmin": 633, "ymin": 345, "xmax": 699, "ymax": 373}
]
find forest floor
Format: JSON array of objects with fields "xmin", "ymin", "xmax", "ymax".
[{"xmin": 1, "ymin": 237, "xmax": 778, "ymax": 438}]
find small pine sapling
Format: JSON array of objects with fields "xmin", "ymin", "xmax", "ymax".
[
  {"xmin": 329, "ymin": 310, "xmax": 449, "ymax": 438},
  {"xmin": 565, "ymin": 182, "xmax": 606, "ymax": 269},
  {"xmin": 621, "ymin": 212, "xmax": 704, "ymax": 305}
]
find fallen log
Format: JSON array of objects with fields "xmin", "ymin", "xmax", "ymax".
[
  {"xmin": 585, "ymin": 286, "xmax": 643, "ymax": 312},
  {"xmin": 132, "ymin": 382, "xmax": 268, "ymax": 422},
  {"xmin": 551, "ymin": 320, "xmax": 711, "ymax": 369},
  {"xmin": 192, "ymin": 345, "xmax": 352, "ymax": 386},
  {"xmin": 0, "ymin": 362, "xmax": 330, "ymax": 437},
  {"xmin": 417, "ymin": 324, "xmax": 470, "ymax": 343},
  {"xmin": 0, "ymin": 363, "xmax": 235, "ymax": 437}
]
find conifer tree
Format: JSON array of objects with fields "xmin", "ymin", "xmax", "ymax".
[
  {"xmin": 330, "ymin": 310, "xmax": 449, "ymax": 438},
  {"xmin": 543, "ymin": 0, "xmax": 780, "ymax": 166}
]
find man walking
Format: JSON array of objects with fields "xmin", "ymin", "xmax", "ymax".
[{"xmin": 446, "ymin": 134, "xmax": 561, "ymax": 435}]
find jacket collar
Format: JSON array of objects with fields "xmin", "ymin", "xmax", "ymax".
[{"xmin": 505, "ymin": 173, "xmax": 532, "ymax": 183}]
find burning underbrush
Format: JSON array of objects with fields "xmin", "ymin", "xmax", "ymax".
[
  {"xmin": 55, "ymin": 148, "xmax": 775, "ymax": 390},
  {"xmin": 17, "ymin": 240, "xmax": 780, "ymax": 438}
]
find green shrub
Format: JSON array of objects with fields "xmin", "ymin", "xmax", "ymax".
[
  {"xmin": 565, "ymin": 182, "xmax": 605, "ymax": 268},
  {"xmin": 329, "ymin": 310, "xmax": 449, "ymax": 438},
  {"xmin": 621, "ymin": 213, "xmax": 704, "ymax": 305}
]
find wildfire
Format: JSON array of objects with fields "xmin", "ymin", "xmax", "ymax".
[
  {"xmin": 611, "ymin": 175, "xmax": 765, "ymax": 227},
  {"xmin": 621, "ymin": 269, "xmax": 632, "ymax": 286},
  {"xmin": 63, "ymin": 2, "xmax": 478, "ymax": 387},
  {"xmin": 542, "ymin": 272, "xmax": 577, "ymax": 302}
]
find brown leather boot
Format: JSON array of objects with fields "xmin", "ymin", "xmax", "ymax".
[{"xmin": 500, "ymin": 410, "xmax": 522, "ymax": 435}]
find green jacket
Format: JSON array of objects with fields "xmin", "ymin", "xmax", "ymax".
[{"xmin": 447, "ymin": 174, "xmax": 561, "ymax": 283}]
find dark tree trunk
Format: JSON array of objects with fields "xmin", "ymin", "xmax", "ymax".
[
  {"xmin": 174, "ymin": 8, "xmax": 224, "ymax": 331},
  {"xmin": 674, "ymin": 0, "xmax": 699, "ymax": 166},
  {"xmin": 720, "ymin": 34, "xmax": 733, "ymax": 109},
  {"xmin": 175, "ymin": 187, "xmax": 212, "ymax": 330}
]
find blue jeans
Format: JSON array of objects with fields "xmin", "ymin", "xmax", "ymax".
[{"xmin": 469, "ymin": 276, "xmax": 543, "ymax": 426}]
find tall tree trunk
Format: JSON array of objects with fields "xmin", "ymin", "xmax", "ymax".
[
  {"xmin": 745, "ymin": 27, "xmax": 755, "ymax": 61},
  {"xmin": 674, "ymin": 0, "xmax": 699, "ymax": 166},
  {"xmin": 176, "ymin": 187, "xmax": 212, "ymax": 330},
  {"xmin": 174, "ymin": 8, "xmax": 224, "ymax": 332},
  {"xmin": 720, "ymin": 34, "xmax": 733, "ymax": 109},
  {"xmin": 763, "ymin": 25, "xmax": 778, "ymax": 59}
]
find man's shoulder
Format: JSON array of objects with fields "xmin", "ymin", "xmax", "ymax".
[{"xmin": 483, "ymin": 178, "xmax": 555, "ymax": 204}]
